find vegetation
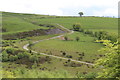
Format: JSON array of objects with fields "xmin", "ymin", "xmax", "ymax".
[
  {"xmin": 73, "ymin": 23, "xmax": 81, "ymax": 31},
  {"xmin": 1, "ymin": 12, "xmax": 118, "ymax": 78},
  {"xmin": 95, "ymin": 40, "xmax": 119, "ymax": 79},
  {"xmin": 76, "ymin": 36, "xmax": 80, "ymax": 41},
  {"xmin": 78, "ymin": 12, "xmax": 84, "ymax": 17}
]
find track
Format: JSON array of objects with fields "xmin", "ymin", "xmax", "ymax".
[{"xmin": 23, "ymin": 24, "xmax": 94, "ymax": 66}]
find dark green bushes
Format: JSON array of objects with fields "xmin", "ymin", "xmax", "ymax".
[
  {"xmin": 64, "ymin": 36, "xmax": 68, "ymax": 41},
  {"xmin": 72, "ymin": 23, "xmax": 117, "ymax": 42},
  {"xmin": 76, "ymin": 36, "xmax": 80, "ymax": 41},
  {"xmin": 2, "ymin": 51, "xmax": 9, "ymax": 62},
  {"xmin": 2, "ymin": 48, "xmax": 32, "ymax": 62},
  {"xmin": 73, "ymin": 23, "xmax": 81, "ymax": 31},
  {"xmin": 6, "ymin": 48, "xmax": 15, "ymax": 54},
  {"xmin": 29, "ymin": 55, "xmax": 38, "ymax": 62}
]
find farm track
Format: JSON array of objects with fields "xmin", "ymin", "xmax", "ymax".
[{"xmin": 23, "ymin": 24, "xmax": 94, "ymax": 66}]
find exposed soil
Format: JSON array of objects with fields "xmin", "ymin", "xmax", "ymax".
[{"xmin": 3, "ymin": 28, "xmax": 66, "ymax": 40}]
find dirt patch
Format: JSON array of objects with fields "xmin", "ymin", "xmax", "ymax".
[{"xmin": 3, "ymin": 28, "xmax": 66, "ymax": 40}]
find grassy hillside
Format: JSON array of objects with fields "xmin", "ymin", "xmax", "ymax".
[
  {"xmin": 1, "ymin": 12, "xmax": 118, "ymax": 78},
  {"xmin": 26, "ymin": 16, "xmax": 118, "ymax": 34},
  {"xmin": 2, "ymin": 12, "xmax": 49, "ymax": 35},
  {"xmin": 32, "ymin": 32, "xmax": 103, "ymax": 61}
]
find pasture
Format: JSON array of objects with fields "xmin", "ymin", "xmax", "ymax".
[{"xmin": 1, "ymin": 12, "xmax": 118, "ymax": 78}]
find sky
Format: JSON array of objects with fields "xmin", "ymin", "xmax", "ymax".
[{"xmin": 0, "ymin": 0, "xmax": 119, "ymax": 17}]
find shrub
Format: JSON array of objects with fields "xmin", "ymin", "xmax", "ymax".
[
  {"xmin": 64, "ymin": 36, "xmax": 68, "ymax": 41},
  {"xmin": 73, "ymin": 23, "xmax": 81, "ymax": 31},
  {"xmin": 6, "ymin": 48, "xmax": 15, "ymax": 54},
  {"xmin": 76, "ymin": 72, "xmax": 97, "ymax": 78},
  {"xmin": 66, "ymin": 55, "xmax": 72, "ymax": 58},
  {"xmin": 23, "ymin": 52, "xmax": 31, "ymax": 58},
  {"xmin": 76, "ymin": 37, "xmax": 80, "ymax": 41},
  {"xmin": 2, "ymin": 51, "xmax": 9, "ymax": 62},
  {"xmin": 17, "ymin": 53, "xmax": 24, "ymax": 59},
  {"xmin": 62, "ymin": 52, "xmax": 66, "ymax": 56},
  {"xmin": 9, "ymin": 55, "xmax": 15, "ymax": 62},
  {"xmin": 14, "ymin": 55, "xmax": 18, "ymax": 61},
  {"xmin": 29, "ymin": 55, "xmax": 38, "ymax": 62}
]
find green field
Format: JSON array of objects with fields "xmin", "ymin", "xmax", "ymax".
[
  {"xmin": 1, "ymin": 12, "xmax": 118, "ymax": 78},
  {"xmin": 32, "ymin": 32, "xmax": 103, "ymax": 61},
  {"xmin": 27, "ymin": 16, "xmax": 118, "ymax": 34},
  {"xmin": 2, "ymin": 12, "xmax": 49, "ymax": 35}
]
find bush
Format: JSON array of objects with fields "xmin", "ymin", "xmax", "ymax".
[
  {"xmin": 73, "ymin": 23, "xmax": 81, "ymax": 31},
  {"xmin": 2, "ymin": 51, "xmax": 9, "ymax": 62},
  {"xmin": 6, "ymin": 48, "xmax": 15, "ymax": 54},
  {"xmin": 76, "ymin": 37, "xmax": 80, "ymax": 41},
  {"xmin": 64, "ymin": 36, "xmax": 68, "ymax": 41},
  {"xmin": 9, "ymin": 55, "xmax": 15, "ymax": 62},
  {"xmin": 23, "ymin": 52, "xmax": 31, "ymax": 58},
  {"xmin": 66, "ymin": 55, "xmax": 72, "ymax": 58},
  {"xmin": 29, "ymin": 55, "xmax": 38, "ymax": 62},
  {"xmin": 62, "ymin": 52, "xmax": 66, "ymax": 56},
  {"xmin": 76, "ymin": 72, "xmax": 97, "ymax": 78},
  {"xmin": 14, "ymin": 55, "xmax": 18, "ymax": 61},
  {"xmin": 17, "ymin": 53, "xmax": 24, "ymax": 59}
]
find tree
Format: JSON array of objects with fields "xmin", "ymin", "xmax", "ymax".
[
  {"xmin": 73, "ymin": 23, "xmax": 81, "ymax": 31},
  {"xmin": 95, "ymin": 40, "xmax": 119, "ymax": 79},
  {"xmin": 78, "ymin": 12, "xmax": 83, "ymax": 17}
]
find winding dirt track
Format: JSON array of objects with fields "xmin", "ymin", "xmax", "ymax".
[{"xmin": 23, "ymin": 24, "xmax": 94, "ymax": 66}]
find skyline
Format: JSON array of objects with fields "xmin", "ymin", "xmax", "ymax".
[{"xmin": 0, "ymin": 0, "xmax": 119, "ymax": 17}]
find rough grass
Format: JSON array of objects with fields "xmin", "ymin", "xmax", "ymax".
[
  {"xmin": 27, "ymin": 17, "xmax": 118, "ymax": 34},
  {"xmin": 2, "ymin": 12, "xmax": 117, "ymax": 78},
  {"xmin": 2, "ymin": 12, "xmax": 49, "ymax": 35},
  {"xmin": 32, "ymin": 32, "xmax": 103, "ymax": 61}
]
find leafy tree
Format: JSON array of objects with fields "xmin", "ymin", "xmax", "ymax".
[
  {"xmin": 73, "ymin": 23, "xmax": 81, "ymax": 31},
  {"xmin": 95, "ymin": 40, "xmax": 119, "ymax": 79},
  {"xmin": 78, "ymin": 12, "xmax": 84, "ymax": 17}
]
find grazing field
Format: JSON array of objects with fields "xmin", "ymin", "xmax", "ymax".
[
  {"xmin": 1, "ymin": 12, "xmax": 118, "ymax": 78},
  {"xmin": 27, "ymin": 16, "xmax": 118, "ymax": 34},
  {"xmin": 2, "ymin": 12, "xmax": 49, "ymax": 35},
  {"xmin": 32, "ymin": 32, "xmax": 103, "ymax": 62}
]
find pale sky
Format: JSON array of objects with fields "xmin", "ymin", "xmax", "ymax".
[{"xmin": 0, "ymin": 0, "xmax": 119, "ymax": 17}]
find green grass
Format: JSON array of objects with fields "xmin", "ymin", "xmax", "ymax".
[
  {"xmin": 32, "ymin": 32, "xmax": 103, "ymax": 61},
  {"xmin": 13, "ymin": 34, "xmax": 59, "ymax": 49},
  {"xmin": 2, "ymin": 12, "xmax": 118, "ymax": 78},
  {"xmin": 27, "ymin": 17, "xmax": 118, "ymax": 34},
  {"xmin": 2, "ymin": 12, "xmax": 49, "ymax": 35}
]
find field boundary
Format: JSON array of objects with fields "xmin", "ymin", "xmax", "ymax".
[{"xmin": 23, "ymin": 24, "xmax": 94, "ymax": 66}]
